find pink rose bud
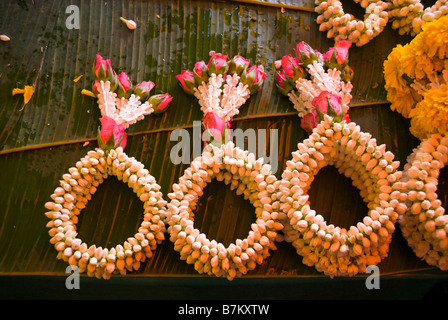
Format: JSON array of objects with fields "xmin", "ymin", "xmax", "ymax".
[
  {"xmin": 202, "ymin": 112, "xmax": 231, "ymax": 145},
  {"xmin": 148, "ymin": 93, "xmax": 173, "ymax": 114},
  {"xmin": 134, "ymin": 81, "xmax": 155, "ymax": 101},
  {"xmin": 312, "ymin": 91, "xmax": 344, "ymax": 121},
  {"xmin": 193, "ymin": 61, "xmax": 209, "ymax": 86},
  {"xmin": 116, "ymin": 72, "xmax": 133, "ymax": 98},
  {"xmin": 300, "ymin": 111, "xmax": 319, "ymax": 134},
  {"xmin": 275, "ymin": 70, "xmax": 294, "ymax": 96},
  {"xmin": 296, "ymin": 41, "xmax": 322, "ymax": 66},
  {"xmin": 324, "ymin": 40, "xmax": 352, "ymax": 70},
  {"xmin": 241, "ymin": 65, "xmax": 267, "ymax": 94},
  {"xmin": 315, "ymin": 50, "xmax": 324, "ymax": 64},
  {"xmin": 281, "ymin": 54, "xmax": 305, "ymax": 83},
  {"xmin": 93, "ymin": 54, "xmax": 108, "ymax": 79},
  {"xmin": 207, "ymin": 52, "xmax": 228, "ymax": 75},
  {"xmin": 92, "ymin": 80, "xmax": 100, "ymax": 95},
  {"xmin": 98, "ymin": 116, "xmax": 127, "ymax": 151},
  {"xmin": 176, "ymin": 69, "xmax": 196, "ymax": 95},
  {"xmin": 227, "ymin": 55, "xmax": 250, "ymax": 76},
  {"xmin": 93, "ymin": 54, "xmax": 115, "ymax": 82}
]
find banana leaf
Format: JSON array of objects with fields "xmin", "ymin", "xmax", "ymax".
[{"xmin": 0, "ymin": 0, "xmax": 447, "ymax": 299}]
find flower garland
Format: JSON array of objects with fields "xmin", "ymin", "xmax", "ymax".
[
  {"xmin": 387, "ymin": 0, "xmax": 448, "ymax": 36},
  {"xmin": 44, "ymin": 55, "xmax": 173, "ymax": 279},
  {"xmin": 44, "ymin": 147, "xmax": 167, "ymax": 279},
  {"xmin": 168, "ymin": 52, "xmax": 282, "ymax": 280},
  {"xmin": 280, "ymin": 116, "xmax": 406, "ymax": 277},
  {"xmin": 383, "ymin": 15, "xmax": 448, "ymax": 140},
  {"xmin": 314, "ymin": 0, "xmax": 448, "ymax": 44},
  {"xmin": 161, "ymin": 142, "xmax": 284, "ymax": 280},
  {"xmin": 399, "ymin": 134, "xmax": 448, "ymax": 270},
  {"xmin": 276, "ymin": 41, "xmax": 406, "ymax": 277},
  {"xmin": 314, "ymin": 0, "xmax": 389, "ymax": 46}
]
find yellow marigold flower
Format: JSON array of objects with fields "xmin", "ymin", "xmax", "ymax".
[
  {"xmin": 384, "ymin": 45, "xmax": 407, "ymax": 90},
  {"xmin": 386, "ymin": 87, "xmax": 421, "ymax": 119},
  {"xmin": 384, "ymin": 15, "xmax": 448, "ymax": 127},
  {"xmin": 417, "ymin": 15, "xmax": 448, "ymax": 60},
  {"xmin": 384, "ymin": 44, "xmax": 419, "ymax": 118},
  {"xmin": 409, "ymin": 84, "xmax": 448, "ymax": 140}
]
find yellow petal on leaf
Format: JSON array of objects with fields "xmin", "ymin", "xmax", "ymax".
[
  {"xmin": 73, "ymin": 75, "xmax": 83, "ymax": 82},
  {"xmin": 12, "ymin": 85, "xmax": 34, "ymax": 106},
  {"xmin": 12, "ymin": 88, "xmax": 25, "ymax": 95},
  {"xmin": 23, "ymin": 85, "xmax": 34, "ymax": 105},
  {"xmin": 81, "ymin": 89, "xmax": 96, "ymax": 98}
]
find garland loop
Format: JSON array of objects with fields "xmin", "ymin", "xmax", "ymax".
[
  {"xmin": 161, "ymin": 142, "xmax": 285, "ymax": 280},
  {"xmin": 45, "ymin": 147, "xmax": 167, "ymax": 279},
  {"xmin": 280, "ymin": 116, "xmax": 406, "ymax": 277}
]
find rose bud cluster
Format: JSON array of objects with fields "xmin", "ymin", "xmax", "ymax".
[
  {"xmin": 300, "ymin": 91, "xmax": 351, "ymax": 134},
  {"xmin": 92, "ymin": 54, "xmax": 172, "ymax": 113},
  {"xmin": 177, "ymin": 52, "xmax": 267, "ymax": 95},
  {"xmin": 91, "ymin": 54, "xmax": 173, "ymax": 140},
  {"xmin": 176, "ymin": 52, "xmax": 266, "ymax": 123},
  {"xmin": 275, "ymin": 41, "xmax": 354, "ymax": 133},
  {"xmin": 276, "ymin": 41, "xmax": 354, "ymax": 98}
]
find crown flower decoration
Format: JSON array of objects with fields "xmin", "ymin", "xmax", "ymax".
[
  {"xmin": 276, "ymin": 41, "xmax": 353, "ymax": 133},
  {"xmin": 176, "ymin": 51, "xmax": 266, "ymax": 146},
  {"xmin": 86, "ymin": 54, "xmax": 173, "ymax": 153}
]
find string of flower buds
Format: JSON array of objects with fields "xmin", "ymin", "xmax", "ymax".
[
  {"xmin": 314, "ymin": 0, "xmax": 448, "ymax": 44},
  {"xmin": 399, "ymin": 133, "xmax": 448, "ymax": 270},
  {"xmin": 168, "ymin": 53, "xmax": 280, "ymax": 279},
  {"xmin": 314, "ymin": 0, "xmax": 389, "ymax": 47},
  {"xmin": 44, "ymin": 54, "xmax": 172, "ymax": 279},
  {"xmin": 387, "ymin": 0, "xmax": 448, "ymax": 36},
  {"xmin": 44, "ymin": 147, "xmax": 167, "ymax": 279},
  {"xmin": 160, "ymin": 142, "xmax": 286, "ymax": 280},
  {"xmin": 279, "ymin": 115, "xmax": 406, "ymax": 277}
]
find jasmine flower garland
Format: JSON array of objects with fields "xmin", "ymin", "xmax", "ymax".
[
  {"xmin": 170, "ymin": 53, "xmax": 279, "ymax": 280},
  {"xmin": 160, "ymin": 142, "xmax": 285, "ymax": 280},
  {"xmin": 387, "ymin": 0, "xmax": 448, "ymax": 36},
  {"xmin": 314, "ymin": 0, "xmax": 389, "ymax": 47},
  {"xmin": 276, "ymin": 41, "xmax": 405, "ymax": 277},
  {"xmin": 279, "ymin": 116, "xmax": 406, "ymax": 277},
  {"xmin": 44, "ymin": 55, "xmax": 172, "ymax": 279},
  {"xmin": 399, "ymin": 134, "xmax": 448, "ymax": 270},
  {"xmin": 44, "ymin": 147, "xmax": 167, "ymax": 279}
]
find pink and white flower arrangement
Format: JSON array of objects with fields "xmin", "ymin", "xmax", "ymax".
[
  {"xmin": 176, "ymin": 51, "xmax": 266, "ymax": 145},
  {"xmin": 90, "ymin": 54, "xmax": 173, "ymax": 145},
  {"xmin": 275, "ymin": 41, "xmax": 353, "ymax": 133}
]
